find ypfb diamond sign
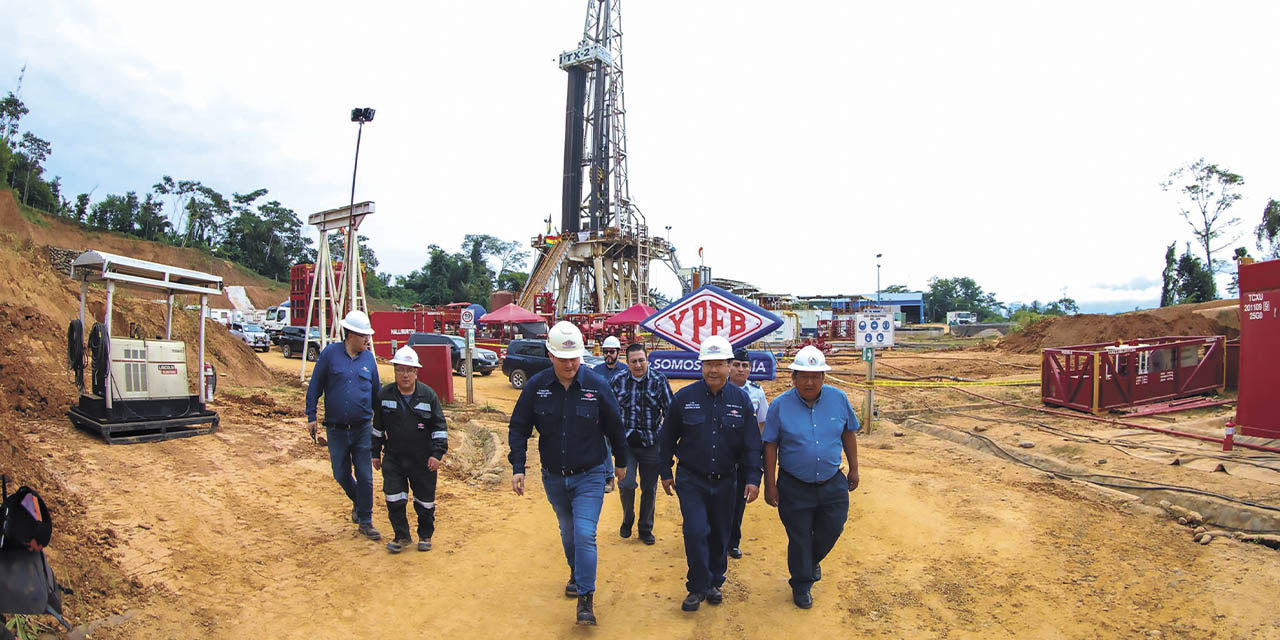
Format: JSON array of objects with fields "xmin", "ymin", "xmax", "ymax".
[{"xmin": 643, "ymin": 285, "xmax": 783, "ymax": 352}]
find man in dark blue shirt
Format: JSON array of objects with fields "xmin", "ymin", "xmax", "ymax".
[
  {"xmin": 609, "ymin": 342, "xmax": 673, "ymax": 545},
  {"xmin": 762, "ymin": 345, "xmax": 860, "ymax": 609},
  {"xmin": 659, "ymin": 336, "xmax": 762, "ymax": 612},
  {"xmin": 305, "ymin": 310, "xmax": 382, "ymax": 541},
  {"xmin": 508, "ymin": 321, "xmax": 627, "ymax": 626}
]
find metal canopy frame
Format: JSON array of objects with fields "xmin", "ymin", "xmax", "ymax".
[{"xmin": 69, "ymin": 250, "xmax": 224, "ymax": 411}]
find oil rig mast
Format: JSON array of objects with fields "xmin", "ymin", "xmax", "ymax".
[{"xmin": 518, "ymin": 0, "xmax": 682, "ymax": 316}]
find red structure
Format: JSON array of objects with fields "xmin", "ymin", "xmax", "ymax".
[
  {"xmin": 289, "ymin": 262, "xmax": 344, "ymax": 327},
  {"xmin": 410, "ymin": 344, "xmax": 453, "ymax": 404},
  {"xmin": 1041, "ymin": 336, "xmax": 1226, "ymax": 414},
  {"xmin": 369, "ymin": 309, "xmax": 442, "ymax": 359},
  {"xmin": 1234, "ymin": 259, "xmax": 1280, "ymax": 439}
]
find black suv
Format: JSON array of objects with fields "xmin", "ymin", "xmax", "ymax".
[
  {"xmin": 502, "ymin": 339, "xmax": 605, "ymax": 389},
  {"xmin": 407, "ymin": 332, "xmax": 499, "ymax": 375},
  {"xmin": 278, "ymin": 326, "xmax": 322, "ymax": 361}
]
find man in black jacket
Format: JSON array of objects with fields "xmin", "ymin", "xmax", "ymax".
[{"xmin": 373, "ymin": 347, "xmax": 448, "ymax": 554}]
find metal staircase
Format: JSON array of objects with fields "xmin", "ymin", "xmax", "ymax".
[{"xmin": 517, "ymin": 239, "xmax": 572, "ymax": 309}]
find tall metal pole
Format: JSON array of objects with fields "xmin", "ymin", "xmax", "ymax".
[
  {"xmin": 876, "ymin": 252, "xmax": 882, "ymax": 307},
  {"xmin": 348, "ymin": 121, "xmax": 364, "ymax": 313}
]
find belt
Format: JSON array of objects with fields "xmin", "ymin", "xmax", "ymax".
[
  {"xmin": 679, "ymin": 465, "xmax": 730, "ymax": 482},
  {"xmin": 324, "ymin": 421, "xmax": 367, "ymax": 430},
  {"xmin": 556, "ymin": 465, "xmax": 594, "ymax": 477}
]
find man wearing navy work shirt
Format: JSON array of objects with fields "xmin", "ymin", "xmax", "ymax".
[
  {"xmin": 660, "ymin": 335, "xmax": 762, "ymax": 612},
  {"xmin": 593, "ymin": 335, "xmax": 626, "ymax": 494},
  {"xmin": 763, "ymin": 345, "xmax": 861, "ymax": 609},
  {"xmin": 728, "ymin": 348, "xmax": 768, "ymax": 559},
  {"xmin": 305, "ymin": 310, "xmax": 382, "ymax": 542},
  {"xmin": 508, "ymin": 321, "xmax": 628, "ymax": 626}
]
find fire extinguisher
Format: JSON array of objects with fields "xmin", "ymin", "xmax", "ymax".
[{"xmin": 203, "ymin": 363, "xmax": 217, "ymax": 401}]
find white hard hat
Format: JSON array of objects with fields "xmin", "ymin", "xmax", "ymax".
[
  {"xmin": 788, "ymin": 345, "xmax": 831, "ymax": 372},
  {"xmin": 339, "ymin": 310, "xmax": 374, "ymax": 336},
  {"xmin": 602, "ymin": 335, "xmax": 621, "ymax": 349},
  {"xmin": 546, "ymin": 321, "xmax": 586, "ymax": 359},
  {"xmin": 391, "ymin": 346, "xmax": 421, "ymax": 368},
  {"xmin": 698, "ymin": 335, "xmax": 734, "ymax": 361}
]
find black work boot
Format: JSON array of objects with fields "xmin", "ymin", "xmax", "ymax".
[
  {"xmin": 387, "ymin": 500, "xmax": 411, "ymax": 543},
  {"xmin": 682, "ymin": 591, "xmax": 705, "ymax": 612},
  {"xmin": 576, "ymin": 592, "xmax": 596, "ymax": 625},
  {"xmin": 565, "ymin": 574, "xmax": 578, "ymax": 598},
  {"xmin": 619, "ymin": 488, "xmax": 635, "ymax": 538}
]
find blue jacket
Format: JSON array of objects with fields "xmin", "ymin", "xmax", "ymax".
[
  {"xmin": 305, "ymin": 342, "xmax": 380, "ymax": 425},
  {"xmin": 659, "ymin": 380, "xmax": 762, "ymax": 485},
  {"xmin": 508, "ymin": 365, "xmax": 628, "ymax": 475}
]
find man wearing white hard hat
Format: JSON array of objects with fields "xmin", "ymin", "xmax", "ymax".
[
  {"xmin": 659, "ymin": 335, "xmax": 762, "ymax": 612},
  {"xmin": 305, "ymin": 310, "xmax": 383, "ymax": 542},
  {"xmin": 762, "ymin": 345, "xmax": 861, "ymax": 609},
  {"xmin": 593, "ymin": 334, "xmax": 626, "ymax": 493},
  {"xmin": 372, "ymin": 346, "xmax": 448, "ymax": 554},
  {"xmin": 508, "ymin": 321, "xmax": 628, "ymax": 626}
]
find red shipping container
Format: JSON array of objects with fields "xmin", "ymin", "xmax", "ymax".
[
  {"xmin": 370, "ymin": 310, "xmax": 415, "ymax": 359},
  {"xmin": 411, "ymin": 344, "xmax": 454, "ymax": 404},
  {"xmin": 1235, "ymin": 259, "xmax": 1280, "ymax": 439}
]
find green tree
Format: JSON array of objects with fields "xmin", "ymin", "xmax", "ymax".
[
  {"xmin": 1161, "ymin": 158, "xmax": 1244, "ymax": 274},
  {"xmin": 134, "ymin": 192, "xmax": 170, "ymax": 241},
  {"xmin": 1159, "ymin": 241, "xmax": 1178, "ymax": 307},
  {"xmin": 1257, "ymin": 198, "xmax": 1280, "ymax": 259},
  {"xmin": 922, "ymin": 276, "xmax": 1002, "ymax": 323},
  {"xmin": 1227, "ymin": 247, "xmax": 1251, "ymax": 295},
  {"xmin": 153, "ymin": 176, "xmax": 202, "ymax": 241},
  {"xmin": 881, "ymin": 284, "xmax": 911, "ymax": 294},
  {"xmin": 73, "ymin": 193, "xmax": 89, "ymax": 223},
  {"xmin": 16, "ymin": 131, "xmax": 51, "ymax": 206},
  {"xmin": 1173, "ymin": 246, "xmax": 1216, "ymax": 303},
  {"xmin": 181, "ymin": 185, "xmax": 231, "ymax": 248},
  {"xmin": 0, "ymin": 90, "xmax": 27, "ymax": 147},
  {"xmin": 461, "ymin": 234, "xmax": 529, "ymax": 284},
  {"xmin": 497, "ymin": 270, "xmax": 529, "ymax": 293}
]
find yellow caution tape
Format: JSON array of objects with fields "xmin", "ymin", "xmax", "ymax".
[{"xmin": 827, "ymin": 375, "xmax": 1038, "ymax": 389}]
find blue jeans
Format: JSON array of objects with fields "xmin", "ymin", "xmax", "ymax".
[
  {"xmin": 542, "ymin": 462, "xmax": 609, "ymax": 594},
  {"xmin": 326, "ymin": 422, "xmax": 374, "ymax": 525},
  {"xmin": 675, "ymin": 466, "xmax": 737, "ymax": 594}
]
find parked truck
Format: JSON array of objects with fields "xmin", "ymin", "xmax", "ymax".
[
  {"xmin": 946, "ymin": 311, "xmax": 977, "ymax": 326},
  {"xmin": 263, "ymin": 300, "xmax": 290, "ymax": 343}
]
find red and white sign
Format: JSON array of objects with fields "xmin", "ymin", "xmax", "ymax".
[{"xmin": 642, "ymin": 285, "xmax": 783, "ymax": 352}]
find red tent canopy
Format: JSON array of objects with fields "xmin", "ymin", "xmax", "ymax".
[
  {"xmin": 605, "ymin": 303, "xmax": 658, "ymax": 326},
  {"xmin": 478, "ymin": 303, "xmax": 545, "ymax": 324}
]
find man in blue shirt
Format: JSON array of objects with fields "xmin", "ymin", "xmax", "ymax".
[
  {"xmin": 305, "ymin": 310, "xmax": 382, "ymax": 542},
  {"xmin": 593, "ymin": 335, "xmax": 626, "ymax": 494},
  {"xmin": 727, "ymin": 348, "xmax": 768, "ymax": 559},
  {"xmin": 508, "ymin": 321, "xmax": 628, "ymax": 626},
  {"xmin": 762, "ymin": 345, "xmax": 860, "ymax": 609},
  {"xmin": 660, "ymin": 336, "xmax": 762, "ymax": 612},
  {"xmin": 609, "ymin": 342, "xmax": 673, "ymax": 545}
]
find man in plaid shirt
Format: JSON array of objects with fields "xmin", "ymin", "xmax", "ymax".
[{"xmin": 609, "ymin": 342, "xmax": 674, "ymax": 545}]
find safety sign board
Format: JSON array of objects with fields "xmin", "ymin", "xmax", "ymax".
[
  {"xmin": 855, "ymin": 312, "xmax": 894, "ymax": 348},
  {"xmin": 460, "ymin": 308, "xmax": 475, "ymax": 329}
]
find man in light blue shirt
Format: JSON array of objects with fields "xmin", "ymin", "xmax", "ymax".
[{"xmin": 762, "ymin": 345, "xmax": 860, "ymax": 609}]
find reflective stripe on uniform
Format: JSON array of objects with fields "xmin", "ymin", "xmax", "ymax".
[
  {"xmin": 432, "ymin": 430, "xmax": 448, "ymax": 439},
  {"xmin": 414, "ymin": 498, "xmax": 435, "ymax": 509},
  {"xmin": 384, "ymin": 491, "xmax": 408, "ymax": 502},
  {"xmin": 371, "ymin": 428, "xmax": 385, "ymax": 438}
]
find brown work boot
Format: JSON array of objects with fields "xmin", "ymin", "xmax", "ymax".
[{"xmin": 386, "ymin": 538, "xmax": 411, "ymax": 554}]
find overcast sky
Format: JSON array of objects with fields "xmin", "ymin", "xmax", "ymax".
[{"xmin": 4, "ymin": 1, "xmax": 1278, "ymax": 313}]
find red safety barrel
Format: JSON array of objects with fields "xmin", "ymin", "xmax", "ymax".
[{"xmin": 411, "ymin": 344, "xmax": 454, "ymax": 404}]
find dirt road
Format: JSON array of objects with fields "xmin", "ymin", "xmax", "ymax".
[{"xmin": 16, "ymin": 350, "xmax": 1280, "ymax": 639}]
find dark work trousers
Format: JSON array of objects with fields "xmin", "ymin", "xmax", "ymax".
[
  {"xmin": 619, "ymin": 444, "xmax": 661, "ymax": 536},
  {"xmin": 382, "ymin": 453, "xmax": 438, "ymax": 541},
  {"xmin": 776, "ymin": 469, "xmax": 849, "ymax": 593},
  {"xmin": 729, "ymin": 465, "xmax": 751, "ymax": 550},
  {"xmin": 674, "ymin": 466, "xmax": 737, "ymax": 594}
]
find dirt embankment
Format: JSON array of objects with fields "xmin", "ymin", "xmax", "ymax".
[
  {"xmin": 0, "ymin": 190, "xmax": 290, "ymax": 309},
  {"xmin": 0, "ymin": 190, "xmax": 295, "ymax": 626},
  {"xmin": 998, "ymin": 308, "xmax": 1237, "ymax": 354}
]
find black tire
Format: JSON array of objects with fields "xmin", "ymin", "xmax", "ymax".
[
  {"xmin": 509, "ymin": 368, "xmax": 528, "ymax": 389},
  {"xmin": 282, "ymin": 343, "xmax": 293, "ymax": 358},
  {"xmin": 481, "ymin": 369, "xmax": 492, "ymax": 376},
  {"xmin": 307, "ymin": 345, "xmax": 319, "ymax": 361}
]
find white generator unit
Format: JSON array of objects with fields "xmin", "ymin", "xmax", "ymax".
[{"xmin": 108, "ymin": 339, "xmax": 190, "ymax": 400}]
